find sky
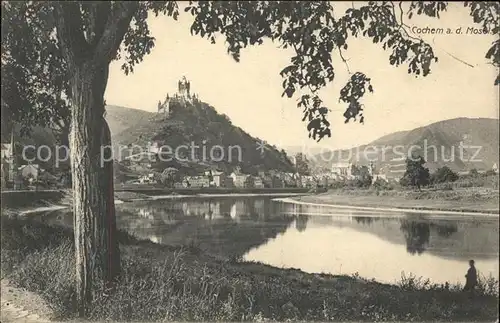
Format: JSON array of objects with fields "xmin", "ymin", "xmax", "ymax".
[{"xmin": 105, "ymin": 2, "xmax": 499, "ymax": 151}]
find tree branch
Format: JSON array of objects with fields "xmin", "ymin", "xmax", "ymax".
[
  {"xmin": 338, "ymin": 47, "xmax": 351, "ymax": 74},
  {"xmin": 389, "ymin": 1, "xmax": 421, "ymax": 42},
  {"xmin": 86, "ymin": 2, "xmax": 112, "ymax": 48},
  {"xmin": 54, "ymin": 2, "xmax": 91, "ymax": 67},
  {"xmin": 93, "ymin": 2, "xmax": 139, "ymax": 64},
  {"xmin": 398, "ymin": 1, "xmax": 410, "ymax": 29},
  {"xmin": 431, "ymin": 38, "xmax": 475, "ymax": 68}
]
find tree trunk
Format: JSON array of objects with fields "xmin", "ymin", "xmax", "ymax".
[{"xmin": 69, "ymin": 60, "xmax": 120, "ymax": 316}]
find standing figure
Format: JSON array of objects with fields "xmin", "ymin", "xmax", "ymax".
[{"xmin": 464, "ymin": 259, "xmax": 478, "ymax": 293}]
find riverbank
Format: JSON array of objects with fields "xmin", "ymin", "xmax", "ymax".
[
  {"xmin": 115, "ymin": 185, "xmax": 310, "ymax": 196},
  {"xmin": 1, "ymin": 216, "xmax": 498, "ymax": 322},
  {"xmin": 288, "ymin": 188, "xmax": 500, "ymax": 215},
  {"xmin": 1, "ymin": 188, "xmax": 310, "ymax": 207}
]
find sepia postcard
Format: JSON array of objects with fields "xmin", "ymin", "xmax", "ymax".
[{"xmin": 1, "ymin": 1, "xmax": 499, "ymax": 322}]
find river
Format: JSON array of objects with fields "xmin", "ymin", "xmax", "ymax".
[{"xmin": 36, "ymin": 195, "xmax": 499, "ymax": 285}]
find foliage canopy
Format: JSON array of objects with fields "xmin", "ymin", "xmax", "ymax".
[{"xmin": 2, "ymin": 1, "xmax": 499, "ymax": 141}]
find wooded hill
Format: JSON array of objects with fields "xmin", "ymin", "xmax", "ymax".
[{"xmin": 107, "ymin": 101, "xmax": 294, "ymax": 175}]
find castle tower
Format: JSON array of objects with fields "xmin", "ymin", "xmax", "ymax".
[{"xmin": 178, "ymin": 76, "xmax": 191, "ymax": 99}]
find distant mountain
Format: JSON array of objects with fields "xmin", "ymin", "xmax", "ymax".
[
  {"xmin": 105, "ymin": 105, "xmax": 154, "ymax": 138},
  {"xmin": 282, "ymin": 146, "xmax": 331, "ymax": 157},
  {"xmin": 108, "ymin": 100, "xmax": 295, "ymax": 175},
  {"xmin": 312, "ymin": 117, "xmax": 499, "ymax": 175}
]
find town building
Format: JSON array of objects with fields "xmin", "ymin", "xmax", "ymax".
[
  {"xmin": 230, "ymin": 172, "xmax": 250, "ymax": 188},
  {"xmin": 139, "ymin": 173, "xmax": 157, "ymax": 184},
  {"xmin": 367, "ymin": 162, "xmax": 389, "ymax": 183},
  {"xmin": 279, "ymin": 172, "xmax": 299, "ymax": 187},
  {"xmin": 224, "ymin": 176, "xmax": 235, "ymax": 188},
  {"xmin": 261, "ymin": 174, "xmax": 274, "ymax": 188},
  {"xmin": 331, "ymin": 162, "xmax": 353, "ymax": 179},
  {"xmin": 252, "ymin": 176, "xmax": 264, "ymax": 188},
  {"xmin": 184, "ymin": 176, "xmax": 210, "ymax": 188},
  {"xmin": 1, "ymin": 131, "xmax": 16, "ymax": 186},
  {"xmin": 300, "ymin": 175, "xmax": 315, "ymax": 188},
  {"xmin": 173, "ymin": 182, "xmax": 185, "ymax": 189},
  {"xmin": 19, "ymin": 164, "xmax": 40, "ymax": 181},
  {"xmin": 205, "ymin": 170, "xmax": 226, "ymax": 187},
  {"xmin": 377, "ymin": 162, "xmax": 406, "ymax": 181}
]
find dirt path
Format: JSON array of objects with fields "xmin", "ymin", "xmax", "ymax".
[{"xmin": 1, "ymin": 278, "xmax": 57, "ymax": 323}]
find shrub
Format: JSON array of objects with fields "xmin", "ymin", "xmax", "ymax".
[
  {"xmin": 431, "ymin": 166, "xmax": 459, "ymax": 184},
  {"xmin": 484, "ymin": 169, "xmax": 497, "ymax": 177},
  {"xmin": 373, "ymin": 178, "xmax": 394, "ymax": 190},
  {"xmin": 469, "ymin": 168, "xmax": 479, "ymax": 177}
]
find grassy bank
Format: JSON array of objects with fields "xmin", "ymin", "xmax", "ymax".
[
  {"xmin": 1, "ymin": 216, "xmax": 498, "ymax": 322},
  {"xmin": 0, "ymin": 190, "xmax": 70, "ymax": 209},
  {"xmin": 296, "ymin": 188, "xmax": 500, "ymax": 214}
]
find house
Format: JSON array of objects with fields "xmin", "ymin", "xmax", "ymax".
[
  {"xmin": 316, "ymin": 175, "xmax": 333, "ymax": 187},
  {"xmin": 372, "ymin": 173, "xmax": 388, "ymax": 183},
  {"xmin": 139, "ymin": 173, "xmax": 156, "ymax": 184},
  {"xmin": 252, "ymin": 176, "xmax": 264, "ymax": 188},
  {"xmin": 378, "ymin": 162, "xmax": 406, "ymax": 181},
  {"xmin": 492, "ymin": 163, "xmax": 498, "ymax": 174},
  {"xmin": 261, "ymin": 174, "xmax": 274, "ymax": 188},
  {"xmin": 1, "ymin": 140, "xmax": 15, "ymax": 184},
  {"xmin": 272, "ymin": 176, "xmax": 285, "ymax": 188},
  {"xmin": 280, "ymin": 172, "xmax": 299, "ymax": 187},
  {"xmin": 184, "ymin": 176, "xmax": 210, "ymax": 188},
  {"xmin": 1, "ymin": 159, "xmax": 11, "ymax": 188},
  {"xmin": 331, "ymin": 162, "xmax": 353, "ymax": 179},
  {"xmin": 173, "ymin": 182, "xmax": 184, "ymax": 189},
  {"xmin": 300, "ymin": 175, "xmax": 315, "ymax": 188},
  {"xmin": 230, "ymin": 172, "xmax": 250, "ymax": 188},
  {"xmin": 365, "ymin": 163, "xmax": 388, "ymax": 183},
  {"xmin": 224, "ymin": 176, "xmax": 235, "ymax": 188},
  {"xmin": 1, "ymin": 142, "xmax": 13, "ymax": 160},
  {"xmin": 205, "ymin": 170, "xmax": 226, "ymax": 187},
  {"xmin": 19, "ymin": 164, "xmax": 40, "ymax": 181}
]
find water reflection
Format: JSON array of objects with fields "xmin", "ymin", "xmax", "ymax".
[
  {"xmin": 401, "ymin": 220, "xmax": 430, "ymax": 255},
  {"xmin": 116, "ymin": 198, "xmax": 296, "ymax": 257},
  {"xmin": 295, "ymin": 214, "xmax": 308, "ymax": 232},
  {"xmin": 435, "ymin": 223, "xmax": 458, "ymax": 238},
  {"xmin": 354, "ymin": 217, "xmax": 375, "ymax": 225},
  {"xmin": 34, "ymin": 197, "xmax": 499, "ymax": 284},
  {"xmin": 243, "ymin": 202, "xmax": 498, "ymax": 284}
]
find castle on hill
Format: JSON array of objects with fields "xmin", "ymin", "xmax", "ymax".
[{"xmin": 157, "ymin": 76, "xmax": 199, "ymax": 117}]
